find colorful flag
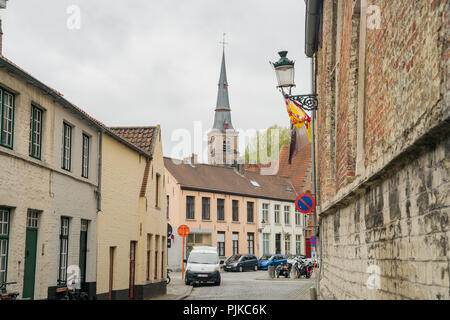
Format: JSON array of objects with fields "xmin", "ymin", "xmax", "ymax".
[{"xmin": 285, "ymin": 97, "xmax": 312, "ymax": 142}]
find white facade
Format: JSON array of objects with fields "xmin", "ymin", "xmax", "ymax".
[
  {"xmin": 258, "ymin": 200, "xmax": 307, "ymax": 257},
  {"xmin": 0, "ymin": 61, "xmax": 100, "ymax": 300}
]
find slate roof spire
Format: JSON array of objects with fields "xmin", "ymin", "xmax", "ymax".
[{"xmin": 212, "ymin": 47, "xmax": 234, "ymax": 131}]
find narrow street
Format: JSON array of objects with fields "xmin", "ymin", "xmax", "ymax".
[{"xmin": 170, "ymin": 270, "xmax": 314, "ymax": 300}]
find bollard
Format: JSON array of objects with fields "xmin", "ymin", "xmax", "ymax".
[
  {"xmin": 291, "ymin": 265, "xmax": 297, "ymax": 279},
  {"xmin": 309, "ymin": 287, "xmax": 318, "ymax": 300},
  {"xmin": 268, "ymin": 265, "xmax": 275, "ymax": 278}
]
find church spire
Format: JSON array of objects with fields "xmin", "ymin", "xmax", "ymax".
[{"xmin": 213, "ymin": 40, "xmax": 234, "ymax": 131}]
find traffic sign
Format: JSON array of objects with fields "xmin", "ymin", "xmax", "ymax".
[
  {"xmin": 295, "ymin": 193, "xmax": 316, "ymax": 214},
  {"xmin": 177, "ymin": 225, "xmax": 190, "ymax": 238},
  {"xmin": 310, "ymin": 236, "xmax": 317, "ymax": 245}
]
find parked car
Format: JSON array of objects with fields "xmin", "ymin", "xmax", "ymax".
[
  {"xmin": 184, "ymin": 246, "xmax": 221, "ymax": 286},
  {"xmin": 224, "ymin": 254, "xmax": 259, "ymax": 272},
  {"xmin": 257, "ymin": 254, "xmax": 287, "ymax": 270}
]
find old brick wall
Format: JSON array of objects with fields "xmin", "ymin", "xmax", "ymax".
[
  {"xmin": 315, "ymin": 0, "xmax": 449, "ymax": 299},
  {"xmin": 319, "ymin": 135, "xmax": 449, "ymax": 299}
]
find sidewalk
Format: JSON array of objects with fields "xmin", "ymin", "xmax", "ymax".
[{"xmin": 147, "ymin": 272, "xmax": 193, "ymax": 300}]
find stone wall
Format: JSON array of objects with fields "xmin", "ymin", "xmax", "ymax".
[
  {"xmin": 315, "ymin": 0, "xmax": 449, "ymax": 299},
  {"xmin": 319, "ymin": 133, "xmax": 449, "ymax": 299}
]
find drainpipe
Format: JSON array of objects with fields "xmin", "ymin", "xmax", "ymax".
[
  {"xmin": 97, "ymin": 131, "xmax": 103, "ymax": 212},
  {"xmin": 305, "ymin": 0, "xmax": 321, "ymax": 58}
]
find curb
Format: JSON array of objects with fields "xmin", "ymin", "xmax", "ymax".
[{"xmin": 176, "ymin": 285, "xmax": 193, "ymax": 300}]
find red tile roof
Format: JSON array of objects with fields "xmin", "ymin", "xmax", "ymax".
[
  {"xmin": 276, "ymin": 144, "xmax": 312, "ymax": 195},
  {"xmin": 164, "ymin": 158, "xmax": 297, "ymax": 202},
  {"xmin": 109, "ymin": 127, "xmax": 158, "ymax": 156}
]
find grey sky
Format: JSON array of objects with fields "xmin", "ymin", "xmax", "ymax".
[{"xmin": 1, "ymin": 0, "xmax": 311, "ymax": 159}]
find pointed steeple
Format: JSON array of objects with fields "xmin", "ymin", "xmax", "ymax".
[{"xmin": 213, "ymin": 49, "xmax": 234, "ymax": 131}]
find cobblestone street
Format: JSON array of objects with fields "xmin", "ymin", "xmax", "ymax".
[{"xmin": 172, "ymin": 270, "xmax": 314, "ymax": 300}]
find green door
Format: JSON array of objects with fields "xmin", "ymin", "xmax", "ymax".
[
  {"xmin": 23, "ymin": 228, "xmax": 38, "ymax": 299},
  {"xmin": 79, "ymin": 220, "xmax": 88, "ymax": 287}
]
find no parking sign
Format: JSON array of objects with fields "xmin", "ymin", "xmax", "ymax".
[{"xmin": 295, "ymin": 194, "xmax": 316, "ymax": 214}]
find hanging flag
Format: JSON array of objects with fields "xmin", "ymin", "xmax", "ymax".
[{"xmin": 284, "ymin": 97, "xmax": 312, "ymax": 142}]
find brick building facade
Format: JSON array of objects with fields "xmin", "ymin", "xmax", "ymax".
[{"xmin": 306, "ymin": 0, "xmax": 449, "ymax": 299}]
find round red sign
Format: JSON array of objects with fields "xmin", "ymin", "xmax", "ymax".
[
  {"xmin": 177, "ymin": 225, "xmax": 190, "ymax": 238},
  {"xmin": 295, "ymin": 193, "xmax": 316, "ymax": 214}
]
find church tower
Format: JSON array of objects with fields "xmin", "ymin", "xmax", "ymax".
[{"xmin": 208, "ymin": 47, "xmax": 239, "ymax": 166}]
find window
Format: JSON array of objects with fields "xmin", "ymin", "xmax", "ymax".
[
  {"xmin": 247, "ymin": 233, "xmax": 254, "ymax": 255},
  {"xmin": 27, "ymin": 210, "xmax": 39, "ymax": 229},
  {"xmin": 202, "ymin": 197, "xmax": 210, "ymax": 220},
  {"xmin": 223, "ymin": 140, "xmax": 230, "ymax": 153},
  {"xmin": 232, "ymin": 200, "xmax": 239, "ymax": 222},
  {"xmin": 296, "ymin": 235, "xmax": 302, "ymax": 255},
  {"xmin": 155, "ymin": 173, "xmax": 160, "ymax": 207},
  {"xmin": 274, "ymin": 205, "xmax": 280, "ymax": 224},
  {"xmin": 81, "ymin": 133, "xmax": 90, "ymax": 178},
  {"xmin": 262, "ymin": 203, "xmax": 269, "ymax": 223},
  {"xmin": 285, "ymin": 234, "xmax": 291, "ymax": 255},
  {"xmin": 247, "ymin": 202, "xmax": 254, "ymax": 223},
  {"xmin": 166, "ymin": 196, "xmax": 170, "ymax": 219},
  {"xmin": 263, "ymin": 233, "xmax": 270, "ymax": 254},
  {"xmin": 295, "ymin": 209, "xmax": 301, "ymax": 225},
  {"xmin": 284, "ymin": 206, "xmax": 290, "ymax": 225},
  {"xmin": 217, "ymin": 199, "xmax": 224, "ymax": 221},
  {"xmin": 58, "ymin": 217, "xmax": 70, "ymax": 285},
  {"xmin": 186, "ymin": 196, "xmax": 195, "ymax": 220},
  {"xmin": 62, "ymin": 123, "xmax": 72, "ymax": 171},
  {"xmin": 29, "ymin": 105, "xmax": 43, "ymax": 159},
  {"xmin": 217, "ymin": 232, "xmax": 225, "ymax": 256},
  {"xmin": 232, "ymin": 232, "xmax": 239, "ymax": 255},
  {"xmin": 0, "ymin": 208, "xmax": 10, "ymax": 284},
  {"xmin": 0, "ymin": 89, "xmax": 14, "ymax": 149}
]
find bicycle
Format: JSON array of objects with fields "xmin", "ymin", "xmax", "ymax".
[
  {"xmin": 57, "ymin": 286, "xmax": 89, "ymax": 300},
  {"xmin": 0, "ymin": 281, "xmax": 19, "ymax": 300},
  {"xmin": 166, "ymin": 268, "xmax": 172, "ymax": 284}
]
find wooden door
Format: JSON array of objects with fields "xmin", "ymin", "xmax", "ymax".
[
  {"xmin": 129, "ymin": 241, "xmax": 136, "ymax": 300},
  {"xmin": 23, "ymin": 228, "xmax": 38, "ymax": 299},
  {"xmin": 79, "ymin": 220, "xmax": 88, "ymax": 288},
  {"xmin": 109, "ymin": 247, "xmax": 114, "ymax": 300},
  {"xmin": 23, "ymin": 211, "xmax": 39, "ymax": 299},
  {"xmin": 305, "ymin": 237, "xmax": 312, "ymax": 258}
]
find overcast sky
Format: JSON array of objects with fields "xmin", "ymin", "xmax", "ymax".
[{"xmin": 1, "ymin": 0, "xmax": 312, "ymax": 160}]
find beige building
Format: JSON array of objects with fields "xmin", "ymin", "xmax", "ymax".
[
  {"xmin": 164, "ymin": 157, "xmax": 297, "ymax": 270},
  {"xmin": 97, "ymin": 126, "xmax": 167, "ymax": 300},
  {"xmin": 0, "ymin": 55, "xmax": 101, "ymax": 299}
]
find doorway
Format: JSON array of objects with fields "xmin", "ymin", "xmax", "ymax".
[
  {"xmin": 129, "ymin": 241, "xmax": 137, "ymax": 300},
  {"xmin": 275, "ymin": 234, "xmax": 281, "ymax": 254},
  {"xmin": 109, "ymin": 247, "xmax": 115, "ymax": 300},
  {"xmin": 23, "ymin": 210, "xmax": 39, "ymax": 299}
]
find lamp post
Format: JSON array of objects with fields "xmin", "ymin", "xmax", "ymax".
[
  {"xmin": 271, "ymin": 51, "xmax": 318, "ymax": 111},
  {"xmin": 271, "ymin": 50, "xmax": 318, "ymax": 241}
]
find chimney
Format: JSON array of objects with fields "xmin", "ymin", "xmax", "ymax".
[
  {"xmin": 183, "ymin": 153, "xmax": 197, "ymax": 165},
  {"xmin": 0, "ymin": 19, "xmax": 3, "ymax": 56}
]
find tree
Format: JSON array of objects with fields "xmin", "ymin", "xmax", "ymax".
[{"xmin": 244, "ymin": 125, "xmax": 290, "ymax": 164}]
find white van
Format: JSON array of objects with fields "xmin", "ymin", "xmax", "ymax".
[{"xmin": 184, "ymin": 246, "xmax": 221, "ymax": 286}]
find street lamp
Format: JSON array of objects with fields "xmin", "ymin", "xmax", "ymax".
[{"xmin": 271, "ymin": 51, "xmax": 318, "ymax": 111}]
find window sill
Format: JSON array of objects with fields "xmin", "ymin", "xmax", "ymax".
[
  {"xmin": 186, "ymin": 219, "xmax": 196, "ymax": 221},
  {"xmin": 202, "ymin": 219, "xmax": 212, "ymax": 222},
  {"xmin": 232, "ymin": 221, "xmax": 240, "ymax": 224},
  {"xmin": 217, "ymin": 220, "xmax": 226, "ymax": 223},
  {"xmin": 247, "ymin": 222, "xmax": 256, "ymax": 224}
]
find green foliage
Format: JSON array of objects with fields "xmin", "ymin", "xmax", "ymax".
[{"xmin": 244, "ymin": 125, "xmax": 290, "ymax": 164}]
